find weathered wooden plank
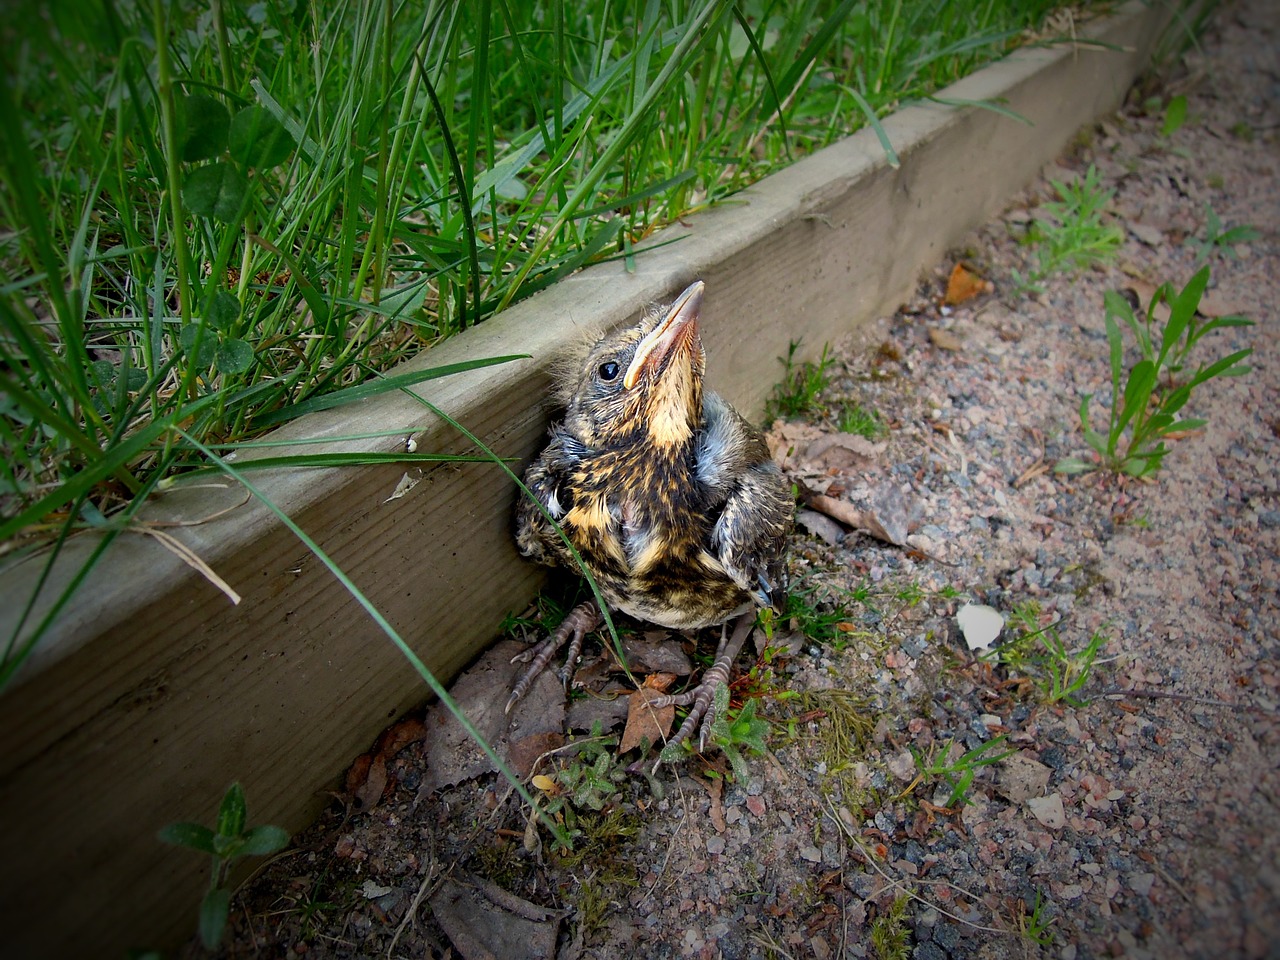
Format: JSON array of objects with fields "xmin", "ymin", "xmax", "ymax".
[{"xmin": 0, "ymin": 3, "xmax": 1171, "ymax": 954}]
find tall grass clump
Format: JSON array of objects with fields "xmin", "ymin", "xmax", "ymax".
[{"xmin": 2, "ymin": 0, "xmax": 1073, "ymax": 680}]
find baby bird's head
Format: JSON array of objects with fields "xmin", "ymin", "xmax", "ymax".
[{"xmin": 560, "ymin": 280, "xmax": 707, "ymax": 450}]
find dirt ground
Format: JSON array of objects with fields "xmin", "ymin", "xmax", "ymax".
[{"xmin": 195, "ymin": 3, "xmax": 1279, "ymax": 958}]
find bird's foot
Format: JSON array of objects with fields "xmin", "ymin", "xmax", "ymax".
[
  {"xmin": 506, "ymin": 600, "xmax": 602, "ymax": 714},
  {"xmin": 648, "ymin": 612, "xmax": 756, "ymax": 753}
]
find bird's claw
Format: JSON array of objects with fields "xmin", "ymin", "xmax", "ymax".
[
  {"xmin": 505, "ymin": 600, "xmax": 602, "ymax": 714},
  {"xmin": 651, "ymin": 612, "xmax": 756, "ymax": 756}
]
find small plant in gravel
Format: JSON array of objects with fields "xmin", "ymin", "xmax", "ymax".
[
  {"xmin": 1186, "ymin": 203, "xmax": 1262, "ymax": 264},
  {"xmin": 1016, "ymin": 888, "xmax": 1058, "ymax": 948},
  {"xmin": 1158, "ymin": 93, "xmax": 1189, "ymax": 137},
  {"xmin": 838, "ymin": 401, "xmax": 889, "ymax": 440},
  {"xmin": 766, "ymin": 340, "xmax": 833, "ymax": 420},
  {"xmin": 784, "ymin": 584, "xmax": 860, "ymax": 650},
  {"xmin": 1013, "ymin": 164, "xmax": 1124, "ymax": 291},
  {"xmin": 1056, "ymin": 265, "xmax": 1253, "ymax": 477},
  {"xmin": 908, "ymin": 735, "xmax": 1015, "ymax": 808},
  {"xmin": 158, "ymin": 782, "xmax": 290, "ymax": 950},
  {"xmin": 794, "ymin": 688, "xmax": 875, "ymax": 800},
  {"xmin": 991, "ymin": 601, "xmax": 1106, "ymax": 706},
  {"xmin": 870, "ymin": 893, "xmax": 911, "ymax": 960},
  {"xmin": 547, "ymin": 807, "xmax": 641, "ymax": 944},
  {"xmin": 533, "ymin": 730, "xmax": 628, "ymax": 830},
  {"xmin": 669, "ymin": 682, "xmax": 770, "ymax": 783}
]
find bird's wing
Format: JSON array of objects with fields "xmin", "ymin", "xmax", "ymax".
[
  {"xmin": 698, "ymin": 393, "xmax": 793, "ymax": 610},
  {"xmin": 514, "ymin": 429, "xmax": 579, "ymax": 568}
]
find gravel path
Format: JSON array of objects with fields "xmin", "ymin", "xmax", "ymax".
[{"xmin": 202, "ymin": 3, "xmax": 1278, "ymax": 958}]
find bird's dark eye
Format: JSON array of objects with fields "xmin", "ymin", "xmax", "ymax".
[{"xmin": 598, "ymin": 360, "xmax": 620, "ymax": 381}]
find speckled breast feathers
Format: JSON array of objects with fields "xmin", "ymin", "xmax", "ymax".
[{"xmin": 515, "ymin": 281, "xmax": 792, "ymax": 629}]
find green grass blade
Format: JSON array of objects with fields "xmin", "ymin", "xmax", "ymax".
[
  {"xmin": 250, "ymin": 354, "xmax": 528, "ymax": 428},
  {"xmin": 174, "ymin": 426, "xmax": 571, "ymax": 848}
]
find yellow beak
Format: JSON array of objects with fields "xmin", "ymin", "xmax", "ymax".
[{"xmin": 623, "ymin": 280, "xmax": 705, "ymax": 390}]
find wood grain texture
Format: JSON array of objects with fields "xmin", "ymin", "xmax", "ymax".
[{"xmin": 0, "ymin": 4, "xmax": 1170, "ymax": 954}]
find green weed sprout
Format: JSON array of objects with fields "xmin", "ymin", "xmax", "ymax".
[
  {"xmin": 708, "ymin": 684, "xmax": 770, "ymax": 783},
  {"xmin": 1057, "ymin": 265, "xmax": 1252, "ymax": 477},
  {"xmin": 766, "ymin": 341, "xmax": 832, "ymax": 420},
  {"xmin": 992, "ymin": 602, "xmax": 1106, "ymax": 706},
  {"xmin": 1018, "ymin": 889, "xmax": 1057, "ymax": 947},
  {"xmin": 870, "ymin": 894, "xmax": 910, "ymax": 960},
  {"xmin": 556, "ymin": 743, "xmax": 627, "ymax": 814},
  {"xmin": 1014, "ymin": 164, "xmax": 1124, "ymax": 290},
  {"xmin": 912, "ymin": 735, "xmax": 1015, "ymax": 808},
  {"xmin": 1187, "ymin": 203, "xmax": 1262, "ymax": 265},
  {"xmin": 838, "ymin": 401, "xmax": 888, "ymax": 440},
  {"xmin": 158, "ymin": 782, "xmax": 289, "ymax": 950},
  {"xmin": 662, "ymin": 683, "xmax": 768, "ymax": 782}
]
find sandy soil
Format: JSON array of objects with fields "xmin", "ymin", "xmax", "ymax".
[{"xmin": 194, "ymin": 3, "xmax": 1278, "ymax": 958}]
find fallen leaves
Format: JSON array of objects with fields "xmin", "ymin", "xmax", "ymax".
[
  {"xmin": 799, "ymin": 480, "xmax": 916, "ymax": 547},
  {"xmin": 419, "ymin": 639, "xmax": 566, "ymax": 795},
  {"xmin": 618, "ymin": 674, "xmax": 676, "ymax": 754},
  {"xmin": 943, "ymin": 262, "xmax": 994, "ymax": 306},
  {"xmin": 429, "ymin": 873, "xmax": 560, "ymax": 960},
  {"xmin": 1027, "ymin": 792, "xmax": 1066, "ymax": 829},
  {"xmin": 344, "ymin": 716, "xmax": 427, "ymax": 810}
]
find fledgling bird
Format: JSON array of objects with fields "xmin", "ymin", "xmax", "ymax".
[{"xmin": 508, "ymin": 280, "xmax": 793, "ymax": 749}]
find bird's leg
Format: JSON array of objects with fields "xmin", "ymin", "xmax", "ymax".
[
  {"xmin": 505, "ymin": 600, "xmax": 602, "ymax": 714},
  {"xmin": 650, "ymin": 611, "xmax": 756, "ymax": 752}
]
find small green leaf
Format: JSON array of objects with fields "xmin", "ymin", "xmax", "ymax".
[
  {"xmin": 1053, "ymin": 457, "xmax": 1095, "ymax": 475},
  {"xmin": 89, "ymin": 359, "xmax": 116, "ymax": 387},
  {"xmin": 217, "ymin": 782, "xmax": 247, "ymax": 839},
  {"xmin": 1082, "ymin": 426, "xmax": 1107, "ymax": 456},
  {"xmin": 229, "ymin": 105, "xmax": 295, "ymax": 169},
  {"xmin": 179, "ymin": 93, "xmax": 231, "ymax": 162},
  {"xmin": 1162, "ymin": 383, "xmax": 1194, "ymax": 416},
  {"xmin": 1159, "ymin": 266, "xmax": 1209, "ymax": 366},
  {"xmin": 184, "ymin": 162, "xmax": 248, "ymax": 222},
  {"xmin": 157, "ymin": 821, "xmax": 217, "ymax": 854},
  {"xmin": 1189, "ymin": 348, "xmax": 1253, "ymax": 387},
  {"xmin": 1117, "ymin": 360, "xmax": 1156, "ymax": 431},
  {"xmin": 1160, "ymin": 95, "xmax": 1187, "ymax": 136},
  {"xmin": 240, "ymin": 824, "xmax": 290, "ymax": 856},
  {"xmin": 375, "ymin": 281, "xmax": 428, "ymax": 319},
  {"xmin": 1216, "ymin": 224, "xmax": 1261, "ymax": 245},
  {"xmin": 198, "ymin": 888, "xmax": 232, "ymax": 950},
  {"xmin": 215, "ymin": 338, "xmax": 255, "ymax": 374},
  {"xmin": 212, "ymin": 832, "xmax": 245, "ymax": 858},
  {"xmin": 1121, "ymin": 454, "xmax": 1157, "ymax": 477},
  {"xmin": 207, "ymin": 290, "xmax": 242, "ymax": 332},
  {"xmin": 179, "ymin": 323, "xmax": 217, "ymax": 369}
]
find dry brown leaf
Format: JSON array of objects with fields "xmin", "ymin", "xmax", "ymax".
[
  {"xmin": 345, "ymin": 716, "xmax": 428, "ymax": 809},
  {"xmin": 641, "ymin": 671, "xmax": 676, "ymax": 692},
  {"xmin": 618, "ymin": 687, "xmax": 674, "ymax": 754},
  {"xmin": 697, "ymin": 760, "xmax": 728, "ymax": 834},
  {"xmin": 344, "ymin": 753, "xmax": 378, "ymax": 808},
  {"xmin": 430, "ymin": 878, "xmax": 559, "ymax": 960},
  {"xmin": 806, "ymin": 492, "xmax": 872, "ymax": 530},
  {"xmin": 507, "ymin": 731, "xmax": 565, "ymax": 780},
  {"xmin": 804, "ymin": 489, "xmax": 910, "ymax": 546},
  {"xmin": 618, "ymin": 637, "xmax": 693, "ymax": 676},
  {"xmin": 803, "ymin": 432, "xmax": 885, "ymax": 472},
  {"xmin": 764, "ymin": 419, "xmax": 824, "ymax": 466},
  {"xmin": 421, "ymin": 639, "xmax": 565, "ymax": 796},
  {"xmin": 943, "ymin": 263, "xmax": 991, "ymax": 305}
]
